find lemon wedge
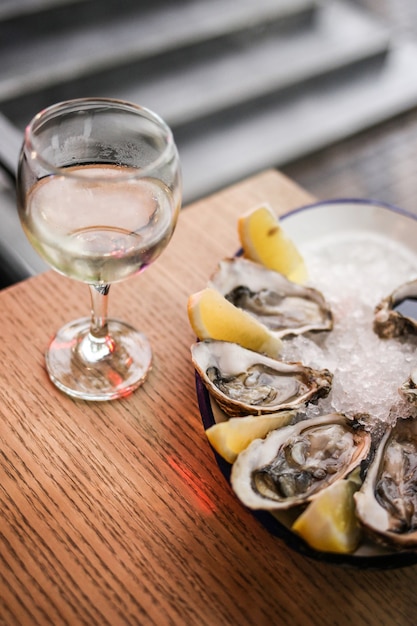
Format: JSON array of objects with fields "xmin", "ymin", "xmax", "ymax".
[
  {"xmin": 206, "ymin": 411, "xmax": 294, "ymax": 464},
  {"xmin": 187, "ymin": 287, "xmax": 282, "ymax": 358},
  {"xmin": 238, "ymin": 204, "xmax": 307, "ymax": 283},
  {"xmin": 291, "ymin": 477, "xmax": 362, "ymax": 554}
]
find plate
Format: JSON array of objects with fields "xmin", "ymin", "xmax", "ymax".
[{"xmin": 196, "ymin": 199, "xmax": 417, "ymax": 568}]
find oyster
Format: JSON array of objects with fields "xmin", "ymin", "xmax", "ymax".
[
  {"xmin": 374, "ymin": 278, "xmax": 417, "ymax": 339},
  {"xmin": 355, "ymin": 417, "xmax": 417, "ymax": 548},
  {"xmin": 191, "ymin": 340, "xmax": 332, "ymax": 417},
  {"xmin": 231, "ymin": 413, "xmax": 371, "ymax": 510},
  {"xmin": 400, "ymin": 367, "xmax": 417, "ymax": 402},
  {"xmin": 208, "ymin": 257, "xmax": 333, "ymax": 338}
]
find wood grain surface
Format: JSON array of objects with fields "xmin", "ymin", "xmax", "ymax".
[{"xmin": 1, "ymin": 169, "xmax": 416, "ymax": 626}]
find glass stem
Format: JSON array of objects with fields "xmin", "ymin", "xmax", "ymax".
[
  {"xmin": 89, "ymin": 283, "xmax": 111, "ymax": 338},
  {"xmin": 79, "ymin": 284, "xmax": 115, "ymax": 362}
]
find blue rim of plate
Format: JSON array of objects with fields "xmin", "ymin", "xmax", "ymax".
[
  {"xmin": 196, "ymin": 197, "xmax": 417, "ymax": 569},
  {"xmin": 280, "ymin": 196, "xmax": 417, "ymax": 223}
]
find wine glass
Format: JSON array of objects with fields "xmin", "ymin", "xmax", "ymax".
[{"xmin": 17, "ymin": 98, "xmax": 182, "ymax": 401}]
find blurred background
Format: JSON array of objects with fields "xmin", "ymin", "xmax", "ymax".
[{"xmin": 1, "ymin": 0, "xmax": 417, "ymax": 286}]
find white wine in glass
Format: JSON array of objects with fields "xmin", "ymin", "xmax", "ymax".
[{"xmin": 17, "ymin": 98, "xmax": 182, "ymax": 401}]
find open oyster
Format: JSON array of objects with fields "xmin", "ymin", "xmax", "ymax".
[
  {"xmin": 374, "ymin": 278, "xmax": 417, "ymax": 339},
  {"xmin": 355, "ymin": 416, "xmax": 417, "ymax": 548},
  {"xmin": 400, "ymin": 367, "xmax": 417, "ymax": 402},
  {"xmin": 191, "ymin": 340, "xmax": 332, "ymax": 417},
  {"xmin": 208, "ymin": 257, "xmax": 333, "ymax": 338},
  {"xmin": 231, "ymin": 413, "xmax": 371, "ymax": 510}
]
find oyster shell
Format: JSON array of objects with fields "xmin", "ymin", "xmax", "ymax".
[
  {"xmin": 208, "ymin": 257, "xmax": 333, "ymax": 338},
  {"xmin": 191, "ymin": 340, "xmax": 332, "ymax": 417},
  {"xmin": 231, "ymin": 413, "xmax": 371, "ymax": 510},
  {"xmin": 374, "ymin": 278, "xmax": 417, "ymax": 339},
  {"xmin": 355, "ymin": 417, "xmax": 417, "ymax": 548}
]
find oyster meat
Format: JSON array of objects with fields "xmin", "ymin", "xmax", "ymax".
[
  {"xmin": 231, "ymin": 413, "xmax": 371, "ymax": 510},
  {"xmin": 355, "ymin": 416, "xmax": 417, "ymax": 548},
  {"xmin": 374, "ymin": 278, "xmax": 417, "ymax": 339},
  {"xmin": 191, "ymin": 340, "xmax": 332, "ymax": 417},
  {"xmin": 208, "ymin": 257, "xmax": 333, "ymax": 338}
]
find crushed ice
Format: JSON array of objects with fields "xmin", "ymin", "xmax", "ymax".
[{"xmin": 279, "ymin": 232, "xmax": 417, "ymax": 424}]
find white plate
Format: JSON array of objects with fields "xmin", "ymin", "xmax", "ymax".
[{"xmin": 281, "ymin": 198, "xmax": 417, "ymax": 252}]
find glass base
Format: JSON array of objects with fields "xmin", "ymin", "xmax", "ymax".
[{"xmin": 45, "ymin": 317, "xmax": 152, "ymax": 401}]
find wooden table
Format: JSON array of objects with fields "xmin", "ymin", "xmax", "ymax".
[{"xmin": 1, "ymin": 169, "xmax": 416, "ymax": 626}]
